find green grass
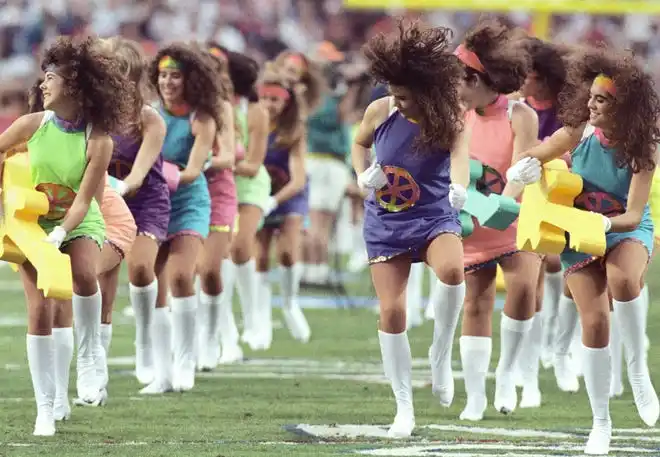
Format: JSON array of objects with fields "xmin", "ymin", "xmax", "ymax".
[{"xmin": 0, "ymin": 261, "xmax": 658, "ymax": 456}]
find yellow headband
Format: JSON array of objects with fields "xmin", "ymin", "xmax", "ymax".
[
  {"xmin": 158, "ymin": 55, "xmax": 180, "ymax": 71},
  {"xmin": 594, "ymin": 74, "xmax": 616, "ymax": 96}
]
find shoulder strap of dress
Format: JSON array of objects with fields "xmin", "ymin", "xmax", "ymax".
[
  {"xmin": 582, "ymin": 123, "xmax": 596, "ymax": 140},
  {"xmin": 506, "ymin": 99, "xmax": 518, "ymax": 121},
  {"xmin": 85, "ymin": 123, "xmax": 92, "ymax": 143},
  {"xmin": 388, "ymin": 96, "xmax": 397, "ymax": 116},
  {"xmin": 39, "ymin": 110, "xmax": 54, "ymax": 128}
]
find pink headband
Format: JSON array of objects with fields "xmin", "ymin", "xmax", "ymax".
[
  {"xmin": 258, "ymin": 84, "xmax": 290, "ymax": 100},
  {"xmin": 454, "ymin": 44, "xmax": 485, "ymax": 73}
]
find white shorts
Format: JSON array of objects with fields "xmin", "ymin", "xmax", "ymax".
[{"xmin": 306, "ymin": 155, "xmax": 350, "ymax": 212}]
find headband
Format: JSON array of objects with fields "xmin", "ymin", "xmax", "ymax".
[
  {"xmin": 258, "ymin": 84, "xmax": 290, "ymax": 101},
  {"xmin": 286, "ymin": 53, "xmax": 307, "ymax": 71},
  {"xmin": 594, "ymin": 74, "xmax": 616, "ymax": 96},
  {"xmin": 158, "ymin": 55, "xmax": 181, "ymax": 71},
  {"xmin": 209, "ymin": 47, "xmax": 227, "ymax": 60},
  {"xmin": 454, "ymin": 44, "xmax": 485, "ymax": 74}
]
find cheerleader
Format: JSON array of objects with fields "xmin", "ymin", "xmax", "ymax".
[
  {"xmin": 195, "ymin": 45, "xmax": 237, "ymax": 370},
  {"xmin": 211, "ymin": 46, "xmax": 272, "ymax": 354},
  {"xmin": 103, "ymin": 37, "xmax": 169, "ymax": 386},
  {"xmin": 455, "ymin": 19, "xmax": 541, "ymax": 421},
  {"xmin": 510, "ymin": 46, "xmax": 660, "ymax": 455},
  {"xmin": 353, "ymin": 21, "xmax": 469, "ymax": 438},
  {"xmin": 515, "ymin": 37, "xmax": 569, "ymax": 407},
  {"xmin": 255, "ymin": 63, "xmax": 311, "ymax": 344},
  {"xmin": 0, "ymin": 36, "xmax": 133, "ymax": 434},
  {"xmin": 141, "ymin": 43, "xmax": 223, "ymax": 394}
]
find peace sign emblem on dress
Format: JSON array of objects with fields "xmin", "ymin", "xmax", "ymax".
[{"xmin": 375, "ymin": 165, "xmax": 421, "ymax": 213}]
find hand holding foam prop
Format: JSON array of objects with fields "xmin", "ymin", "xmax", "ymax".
[
  {"xmin": 0, "ymin": 153, "xmax": 73, "ymax": 299},
  {"xmin": 460, "ymin": 159, "xmax": 520, "ymax": 237},
  {"xmin": 516, "ymin": 159, "xmax": 606, "ymax": 255}
]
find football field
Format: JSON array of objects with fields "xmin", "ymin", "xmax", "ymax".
[{"xmin": 0, "ymin": 261, "xmax": 658, "ymax": 456}]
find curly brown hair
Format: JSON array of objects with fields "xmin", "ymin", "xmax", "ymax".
[
  {"xmin": 559, "ymin": 47, "xmax": 660, "ymax": 172},
  {"xmin": 524, "ymin": 37, "xmax": 567, "ymax": 103},
  {"xmin": 99, "ymin": 36, "xmax": 147, "ymax": 136},
  {"xmin": 259, "ymin": 62, "xmax": 304, "ymax": 149},
  {"xmin": 274, "ymin": 51, "xmax": 325, "ymax": 114},
  {"xmin": 28, "ymin": 77, "xmax": 44, "ymax": 113},
  {"xmin": 41, "ymin": 36, "xmax": 135, "ymax": 134},
  {"xmin": 462, "ymin": 17, "xmax": 531, "ymax": 95},
  {"xmin": 148, "ymin": 43, "xmax": 224, "ymax": 131},
  {"xmin": 362, "ymin": 20, "xmax": 464, "ymax": 152}
]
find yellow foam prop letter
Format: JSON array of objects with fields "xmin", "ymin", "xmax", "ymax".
[
  {"xmin": 516, "ymin": 159, "xmax": 606, "ymax": 256},
  {"xmin": 0, "ymin": 153, "xmax": 73, "ymax": 299}
]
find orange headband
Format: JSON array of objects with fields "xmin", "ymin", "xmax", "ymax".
[
  {"xmin": 209, "ymin": 47, "xmax": 227, "ymax": 60},
  {"xmin": 454, "ymin": 44, "xmax": 485, "ymax": 73},
  {"xmin": 258, "ymin": 84, "xmax": 290, "ymax": 101},
  {"xmin": 159, "ymin": 55, "xmax": 180, "ymax": 70},
  {"xmin": 594, "ymin": 74, "xmax": 616, "ymax": 96}
]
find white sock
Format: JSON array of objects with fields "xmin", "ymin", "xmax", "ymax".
[
  {"xmin": 425, "ymin": 266, "xmax": 439, "ymax": 320},
  {"xmin": 583, "ymin": 344, "xmax": 612, "ymax": 425},
  {"xmin": 100, "ymin": 324, "xmax": 112, "ymax": 356},
  {"xmin": 378, "ymin": 330, "xmax": 415, "ymax": 437},
  {"xmin": 151, "ymin": 307, "xmax": 172, "ymax": 384},
  {"xmin": 197, "ymin": 290, "xmax": 221, "ymax": 368},
  {"xmin": 519, "ymin": 314, "xmax": 542, "ymax": 388},
  {"xmin": 459, "ymin": 336, "xmax": 491, "ymax": 420},
  {"xmin": 429, "ymin": 280, "xmax": 465, "ymax": 405},
  {"xmin": 280, "ymin": 264, "xmax": 302, "ymax": 309},
  {"xmin": 27, "ymin": 334, "xmax": 55, "ymax": 417},
  {"xmin": 498, "ymin": 314, "xmax": 534, "ymax": 375},
  {"xmin": 641, "ymin": 284, "xmax": 649, "ymax": 343},
  {"xmin": 218, "ymin": 261, "xmax": 239, "ymax": 345},
  {"xmin": 235, "ymin": 260, "xmax": 258, "ymax": 337},
  {"xmin": 614, "ymin": 293, "xmax": 659, "ymax": 426},
  {"xmin": 72, "ymin": 289, "xmax": 102, "ymax": 401},
  {"xmin": 405, "ymin": 263, "xmax": 424, "ymax": 329},
  {"xmin": 129, "ymin": 280, "xmax": 157, "ymax": 347},
  {"xmin": 555, "ymin": 295, "xmax": 578, "ymax": 357},
  {"xmin": 541, "ymin": 271, "xmax": 562, "ymax": 354},
  {"xmin": 609, "ymin": 311, "xmax": 623, "ymax": 396},
  {"xmin": 52, "ymin": 328, "xmax": 73, "ymax": 415},
  {"xmin": 255, "ymin": 271, "xmax": 273, "ymax": 345},
  {"xmin": 170, "ymin": 296, "xmax": 197, "ymax": 385}
]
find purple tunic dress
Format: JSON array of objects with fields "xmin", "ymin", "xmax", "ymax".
[
  {"xmin": 363, "ymin": 110, "xmax": 460, "ymax": 264},
  {"xmin": 109, "ymin": 133, "xmax": 170, "ymax": 241},
  {"xmin": 263, "ymin": 130, "xmax": 309, "ymax": 226},
  {"xmin": 524, "ymin": 98, "xmax": 562, "ymax": 141}
]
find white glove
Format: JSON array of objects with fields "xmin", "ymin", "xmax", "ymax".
[
  {"xmin": 263, "ymin": 196, "xmax": 278, "ymax": 217},
  {"xmin": 449, "ymin": 183, "xmax": 467, "ymax": 210},
  {"xmin": 506, "ymin": 157, "xmax": 542, "ymax": 185},
  {"xmin": 114, "ymin": 179, "xmax": 129, "ymax": 197},
  {"xmin": 44, "ymin": 226, "xmax": 67, "ymax": 249},
  {"xmin": 357, "ymin": 162, "xmax": 389, "ymax": 193},
  {"xmin": 601, "ymin": 214, "xmax": 612, "ymax": 233}
]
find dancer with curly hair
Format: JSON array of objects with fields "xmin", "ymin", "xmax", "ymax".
[
  {"xmin": 353, "ymin": 21, "xmax": 469, "ymax": 438},
  {"xmin": 142, "ymin": 43, "xmax": 222, "ymax": 394},
  {"xmin": 513, "ymin": 37, "xmax": 570, "ymax": 406},
  {"xmin": 0, "ymin": 36, "xmax": 134, "ymax": 435},
  {"xmin": 454, "ymin": 19, "xmax": 541, "ymax": 421},
  {"xmin": 255, "ymin": 63, "xmax": 311, "ymax": 345},
  {"xmin": 194, "ymin": 45, "xmax": 238, "ymax": 370},
  {"xmin": 510, "ymin": 46, "xmax": 660, "ymax": 455},
  {"xmin": 101, "ymin": 37, "xmax": 168, "ymax": 387},
  {"xmin": 207, "ymin": 45, "xmax": 273, "ymax": 354}
]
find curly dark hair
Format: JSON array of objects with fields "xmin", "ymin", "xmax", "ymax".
[
  {"xmin": 361, "ymin": 20, "xmax": 464, "ymax": 152},
  {"xmin": 259, "ymin": 62, "xmax": 304, "ymax": 149},
  {"xmin": 148, "ymin": 43, "xmax": 224, "ymax": 131},
  {"xmin": 28, "ymin": 77, "xmax": 44, "ymax": 113},
  {"xmin": 41, "ymin": 36, "xmax": 135, "ymax": 134},
  {"xmin": 559, "ymin": 47, "xmax": 660, "ymax": 172},
  {"xmin": 462, "ymin": 17, "xmax": 531, "ymax": 95},
  {"xmin": 524, "ymin": 37, "xmax": 567, "ymax": 103},
  {"xmin": 187, "ymin": 41, "xmax": 231, "ymax": 99},
  {"xmin": 274, "ymin": 51, "xmax": 325, "ymax": 113},
  {"xmin": 207, "ymin": 42, "xmax": 260, "ymax": 102}
]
